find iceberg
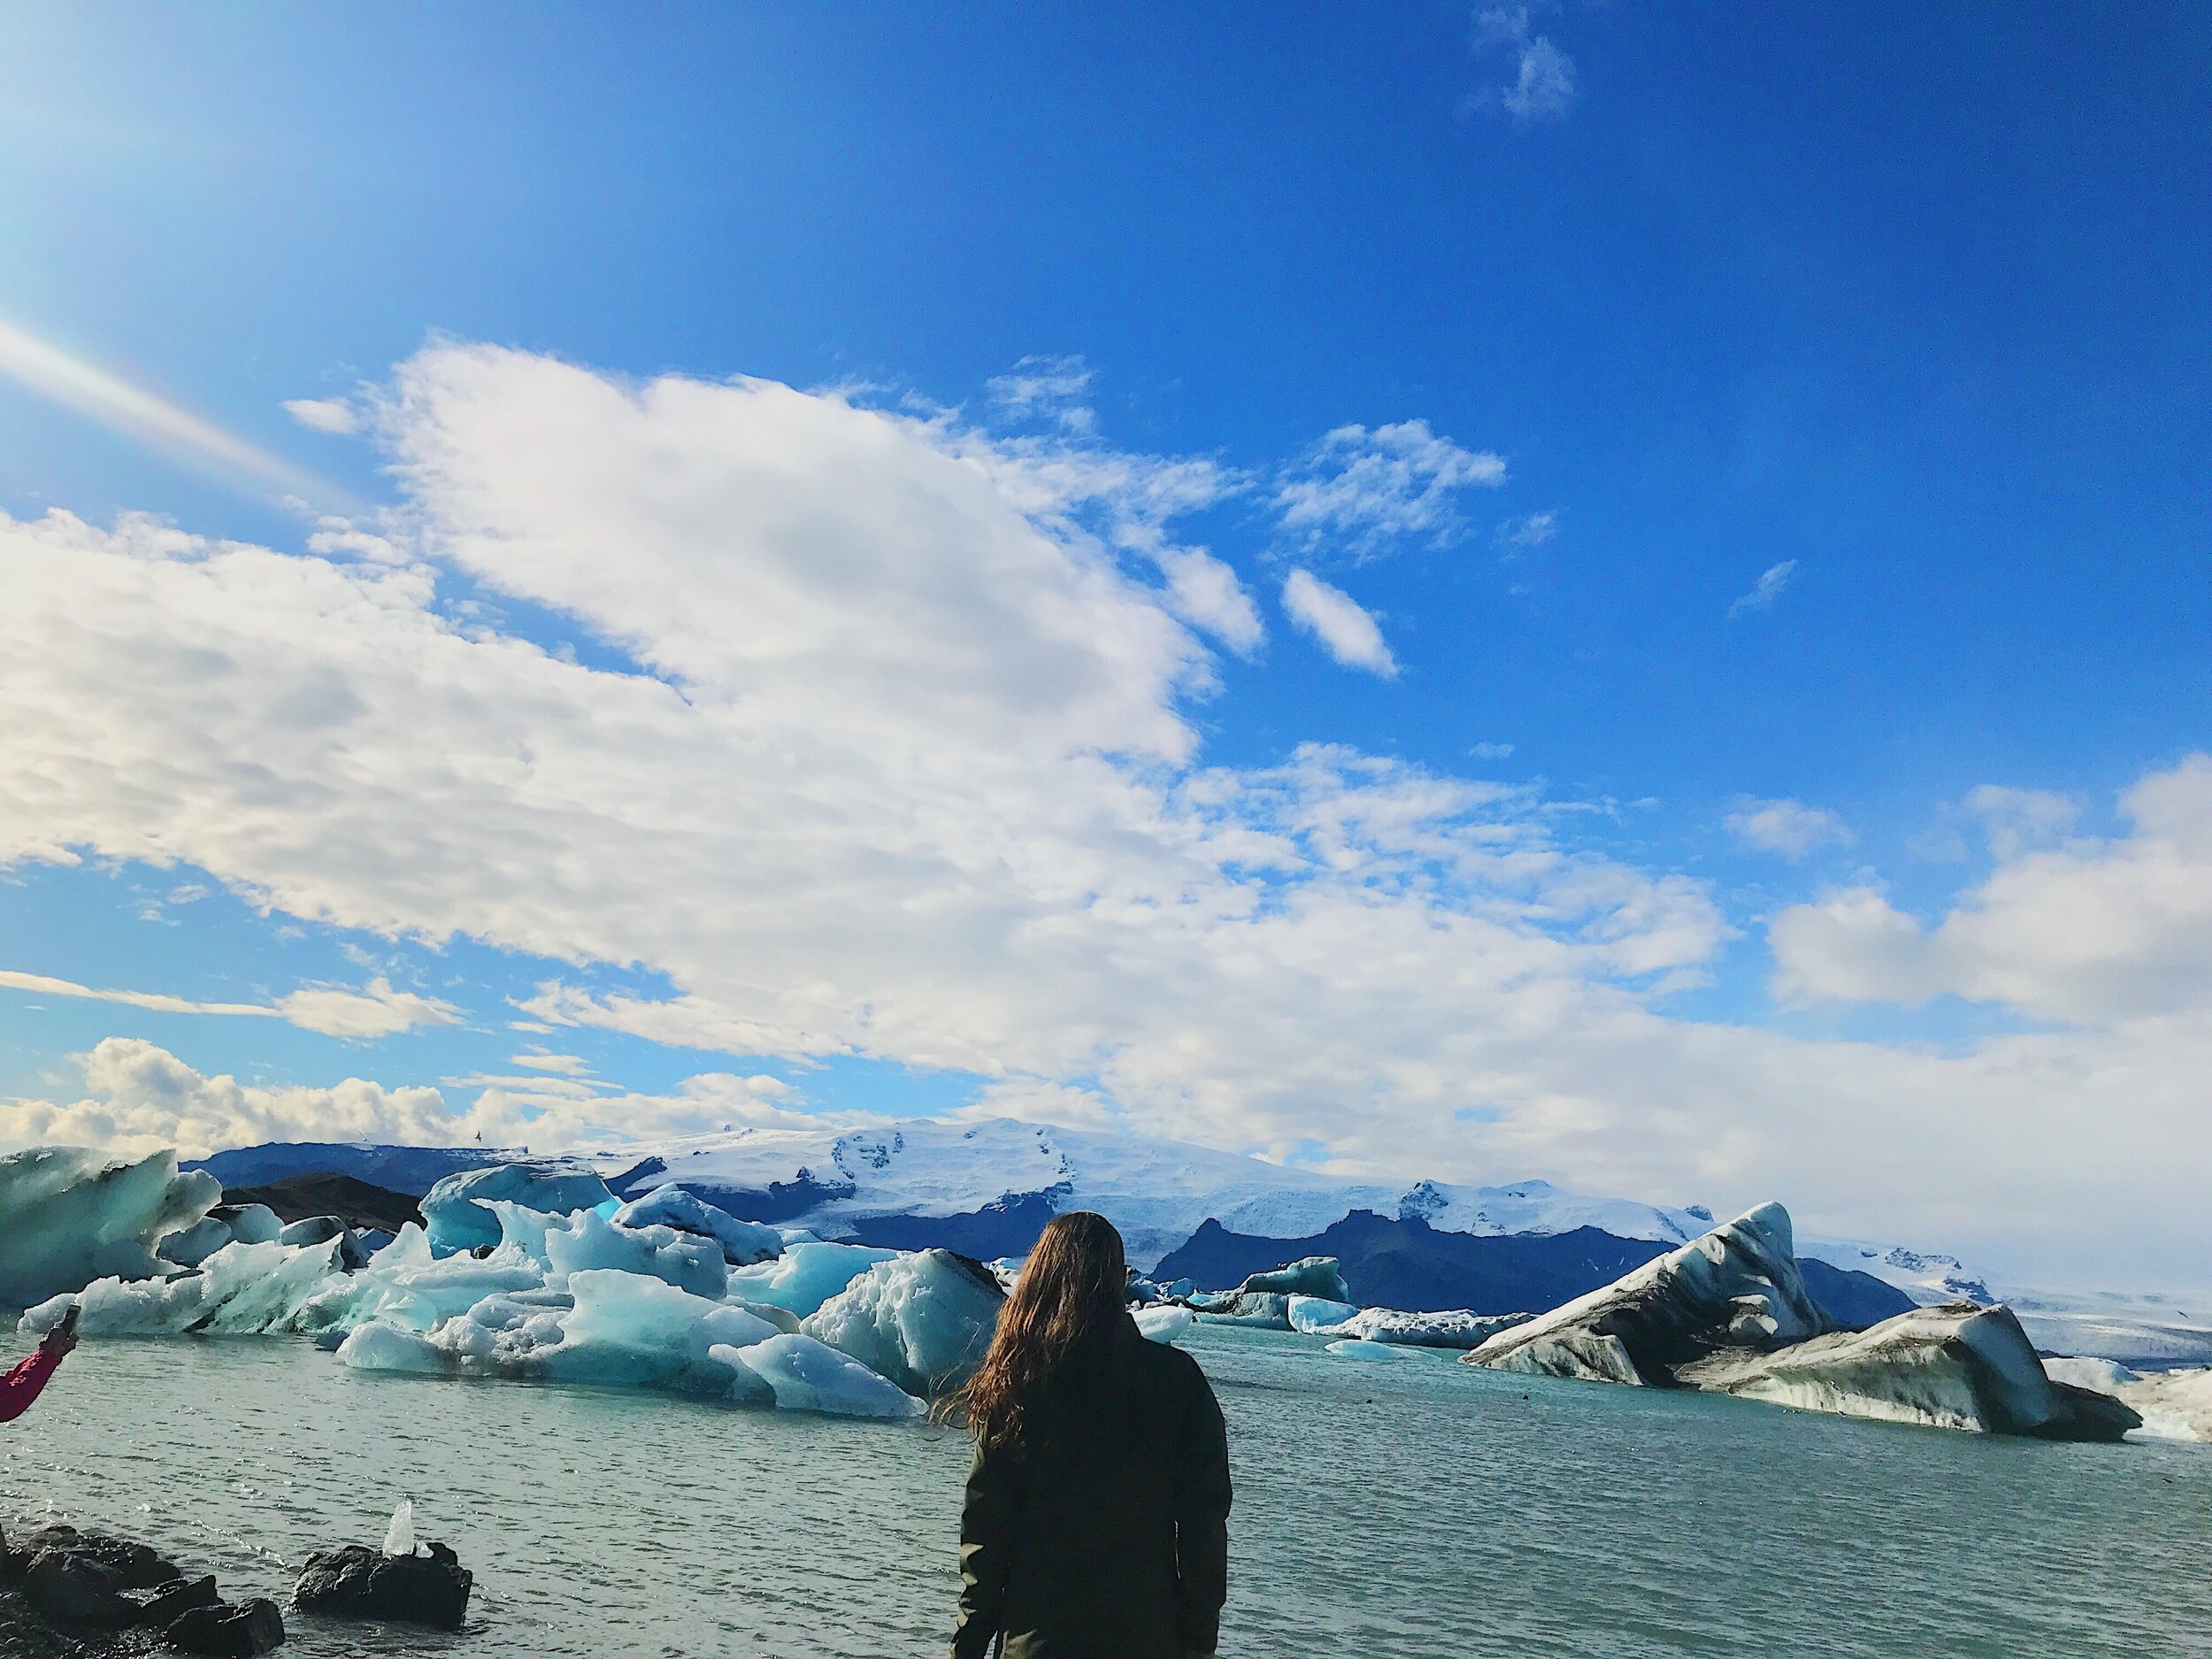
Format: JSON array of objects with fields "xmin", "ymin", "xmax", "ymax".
[
  {"xmin": 1678, "ymin": 1302, "xmax": 2143, "ymax": 1441},
  {"xmin": 1325, "ymin": 1338, "xmax": 1420, "ymax": 1360},
  {"xmin": 726, "ymin": 1240, "xmax": 897, "ymax": 1318},
  {"xmin": 1286, "ymin": 1295, "xmax": 1359, "ymax": 1333},
  {"xmin": 611, "ymin": 1185, "xmax": 782, "ymax": 1265},
  {"xmin": 1133, "ymin": 1305, "xmax": 1194, "ymax": 1345},
  {"xmin": 1238, "ymin": 1256, "xmax": 1352, "ymax": 1302},
  {"xmin": 718, "ymin": 1333, "xmax": 925, "ymax": 1420},
  {"xmin": 419, "ymin": 1162, "xmax": 613, "ymax": 1256},
  {"xmin": 337, "ymin": 1322, "xmax": 451, "ymax": 1375},
  {"xmin": 1466, "ymin": 1202, "xmax": 1829, "ymax": 1386},
  {"xmin": 801, "ymin": 1248, "xmax": 1003, "ymax": 1396},
  {"xmin": 1313, "ymin": 1307, "xmax": 1534, "ymax": 1350},
  {"xmin": 539, "ymin": 1209, "xmax": 728, "ymax": 1300},
  {"xmin": 0, "ymin": 1146, "xmax": 221, "ymax": 1306}
]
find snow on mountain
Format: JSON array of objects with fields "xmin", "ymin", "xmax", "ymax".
[
  {"xmin": 583, "ymin": 1116, "xmax": 1709, "ymax": 1271},
  {"xmin": 1793, "ymin": 1237, "xmax": 1995, "ymax": 1308}
]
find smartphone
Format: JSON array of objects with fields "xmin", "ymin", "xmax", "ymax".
[{"xmin": 55, "ymin": 1302, "xmax": 81, "ymax": 1339}]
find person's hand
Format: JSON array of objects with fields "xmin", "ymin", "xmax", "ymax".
[{"xmin": 37, "ymin": 1323, "xmax": 77, "ymax": 1359}]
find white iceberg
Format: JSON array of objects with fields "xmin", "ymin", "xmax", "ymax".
[
  {"xmin": 0, "ymin": 1146, "xmax": 221, "ymax": 1306},
  {"xmin": 1325, "ymin": 1338, "xmax": 1420, "ymax": 1360},
  {"xmin": 541, "ymin": 1209, "xmax": 728, "ymax": 1301},
  {"xmin": 337, "ymin": 1322, "xmax": 451, "ymax": 1375},
  {"xmin": 719, "ymin": 1333, "xmax": 925, "ymax": 1420},
  {"xmin": 1133, "ymin": 1305, "xmax": 1194, "ymax": 1345},
  {"xmin": 420, "ymin": 1161, "xmax": 613, "ymax": 1256},
  {"xmin": 726, "ymin": 1240, "xmax": 897, "ymax": 1318},
  {"xmin": 1313, "ymin": 1307, "xmax": 1533, "ymax": 1350},
  {"xmin": 611, "ymin": 1185, "xmax": 782, "ymax": 1265},
  {"xmin": 801, "ymin": 1248, "xmax": 1002, "ymax": 1396},
  {"xmin": 1286, "ymin": 1295, "xmax": 1359, "ymax": 1333}
]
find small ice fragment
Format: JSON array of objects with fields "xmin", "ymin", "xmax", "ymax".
[{"xmin": 382, "ymin": 1497, "xmax": 416, "ymax": 1557}]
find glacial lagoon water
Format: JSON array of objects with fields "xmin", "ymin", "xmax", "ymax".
[{"xmin": 4, "ymin": 1324, "xmax": 2209, "ymax": 1658}]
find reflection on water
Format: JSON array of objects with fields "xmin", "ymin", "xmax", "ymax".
[{"xmin": 3, "ymin": 1326, "xmax": 2208, "ymax": 1657}]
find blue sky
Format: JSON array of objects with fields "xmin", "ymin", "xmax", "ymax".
[{"xmin": 0, "ymin": 5, "xmax": 2208, "ymax": 1285}]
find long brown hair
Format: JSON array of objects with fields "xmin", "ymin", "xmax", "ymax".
[{"xmin": 956, "ymin": 1210, "xmax": 1128, "ymax": 1453}]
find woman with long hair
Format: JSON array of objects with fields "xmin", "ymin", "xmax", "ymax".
[{"xmin": 949, "ymin": 1211, "xmax": 1231, "ymax": 1659}]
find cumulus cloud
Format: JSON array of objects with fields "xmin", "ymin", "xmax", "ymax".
[
  {"xmin": 1772, "ymin": 756, "xmax": 2212, "ymax": 1025},
  {"xmin": 5, "ymin": 342, "xmax": 2212, "ymax": 1280},
  {"xmin": 1493, "ymin": 511, "xmax": 1556, "ymax": 554},
  {"xmin": 1725, "ymin": 797, "xmax": 1853, "ymax": 859},
  {"xmin": 1473, "ymin": 5, "xmax": 1577, "ymax": 125},
  {"xmin": 1728, "ymin": 559, "xmax": 1798, "ymax": 618},
  {"xmin": 0, "ymin": 1038, "xmax": 803, "ymax": 1160},
  {"xmin": 1274, "ymin": 419, "xmax": 1506, "ymax": 560},
  {"xmin": 1279, "ymin": 570, "xmax": 1399, "ymax": 678},
  {"xmin": 0, "ymin": 967, "xmax": 454, "ymax": 1038},
  {"xmin": 282, "ymin": 396, "xmax": 360, "ymax": 436}
]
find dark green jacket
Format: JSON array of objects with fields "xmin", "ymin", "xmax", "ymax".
[{"xmin": 952, "ymin": 1316, "xmax": 1231, "ymax": 1659}]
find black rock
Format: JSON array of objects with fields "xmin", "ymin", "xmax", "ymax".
[
  {"xmin": 167, "ymin": 1596, "xmax": 285, "ymax": 1657},
  {"xmin": 24, "ymin": 1547, "xmax": 136, "ymax": 1631},
  {"xmin": 139, "ymin": 1573, "xmax": 221, "ymax": 1628},
  {"xmin": 292, "ymin": 1541, "xmax": 471, "ymax": 1629}
]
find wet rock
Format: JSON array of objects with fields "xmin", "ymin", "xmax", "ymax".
[
  {"xmin": 139, "ymin": 1574, "xmax": 221, "ymax": 1628},
  {"xmin": 292, "ymin": 1541, "xmax": 472, "ymax": 1630},
  {"xmin": 24, "ymin": 1547, "xmax": 136, "ymax": 1631},
  {"xmin": 167, "ymin": 1596, "xmax": 285, "ymax": 1656}
]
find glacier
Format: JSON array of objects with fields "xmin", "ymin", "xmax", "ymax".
[{"xmin": 0, "ymin": 1146, "xmax": 221, "ymax": 1307}]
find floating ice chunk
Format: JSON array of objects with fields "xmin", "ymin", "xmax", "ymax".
[
  {"xmin": 1313, "ymin": 1308, "xmax": 1534, "ymax": 1350},
  {"xmin": 1195, "ymin": 1294, "xmax": 1291, "ymax": 1329},
  {"xmin": 1286, "ymin": 1295, "xmax": 1359, "ymax": 1333},
  {"xmin": 420, "ymin": 1162, "xmax": 613, "ymax": 1256},
  {"xmin": 725, "ymin": 1333, "xmax": 925, "ymax": 1419},
  {"xmin": 802, "ymin": 1249, "xmax": 1002, "ymax": 1395},
  {"xmin": 543, "ymin": 1210, "xmax": 728, "ymax": 1300},
  {"xmin": 1238, "ymin": 1257, "xmax": 1352, "ymax": 1302},
  {"xmin": 338, "ymin": 1323, "xmax": 451, "ymax": 1375},
  {"xmin": 727, "ymin": 1241, "xmax": 896, "ymax": 1318},
  {"xmin": 612, "ymin": 1186, "xmax": 783, "ymax": 1265},
  {"xmin": 20, "ymin": 1238, "xmax": 355, "ymax": 1339},
  {"xmin": 2042, "ymin": 1355, "xmax": 2140, "ymax": 1392},
  {"xmin": 0, "ymin": 1146, "xmax": 221, "ymax": 1305},
  {"xmin": 1133, "ymin": 1305, "xmax": 1194, "ymax": 1345},
  {"xmin": 219, "ymin": 1203, "xmax": 283, "ymax": 1246},
  {"xmin": 533, "ymin": 1268, "xmax": 779, "ymax": 1393},
  {"xmin": 156, "ymin": 1216, "xmax": 235, "ymax": 1270},
  {"xmin": 383, "ymin": 1499, "xmax": 416, "ymax": 1558},
  {"xmin": 1325, "ymin": 1338, "xmax": 1420, "ymax": 1360}
]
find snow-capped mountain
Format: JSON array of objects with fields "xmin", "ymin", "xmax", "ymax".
[{"xmin": 586, "ymin": 1115, "xmax": 1710, "ymax": 1271}]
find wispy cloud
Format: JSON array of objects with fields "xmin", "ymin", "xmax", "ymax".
[
  {"xmin": 1280, "ymin": 569, "xmax": 1399, "ymax": 678},
  {"xmin": 1274, "ymin": 419, "xmax": 1506, "ymax": 561},
  {"xmin": 0, "ymin": 318, "xmax": 345, "ymax": 508},
  {"xmin": 1471, "ymin": 5, "xmax": 1577, "ymax": 126},
  {"xmin": 986, "ymin": 354, "xmax": 1095, "ymax": 434},
  {"xmin": 1728, "ymin": 559, "xmax": 1798, "ymax": 618},
  {"xmin": 283, "ymin": 396, "xmax": 360, "ymax": 436},
  {"xmin": 1494, "ymin": 510, "xmax": 1557, "ymax": 554},
  {"xmin": 1725, "ymin": 796, "xmax": 1852, "ymax": 858},
  {"xmin": 0, "ymin": 966, "xmax": 457, "ymax": 1039}
]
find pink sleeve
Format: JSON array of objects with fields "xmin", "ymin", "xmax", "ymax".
[{"xmin": 0, "ymin": 1347, "xmax": 60, "ymax": 1423}]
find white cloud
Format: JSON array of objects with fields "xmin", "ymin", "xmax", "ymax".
[
  {"xmin": 1772, "ymin": 756, "xmax": 2212, "ymax": 1025},
  {"xmin": 282, "ymin": 396, "xmax": 360, "ymax": 436},
  {"xmin": 985, "ymin": 355, "xmax": 1094, "ymax": 434},
  {"xmin": 1728, "ymin": 559, "xmax": 1797, "ymax": 618},
  {"xmin": 1474, "ymin": 6, "xmax": 1577, "ymax": 125},
  {"xmin": 1274, "ymin": 420, "xmax": 1506, "ymax": 559},
  {"xmin": 1725, "ymin": 796, "xmax": 1853, "ymax": 858},
  {"xmin": 511, "ymin": 1051, "xmax": 591, "ymax": 1075},
  {"xmin": 1279, "ymin": 570, "xmax": 1399, "ymax": 679},
  {"xmin": 0, "ymin": 1038, "xmax": 802, "ymax": 1160},
  {"xmin": 0, "ymin": 967, "xmax": 455, "ymax": 1038},
  {"xmin": 5, "ymin": 342, "xmax": 2211, "ymax": 1280},
  {"xmin": 1471, "ymin": 741, "xmax": 1516, "ymax": 760},
  {"xmin": 1964, "ymin": 784, "xmax": 2079, "ymax": 861},
  {"xmin": 1494, "ymin": 511, "xmax": 1556, "ymax": 553}
]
